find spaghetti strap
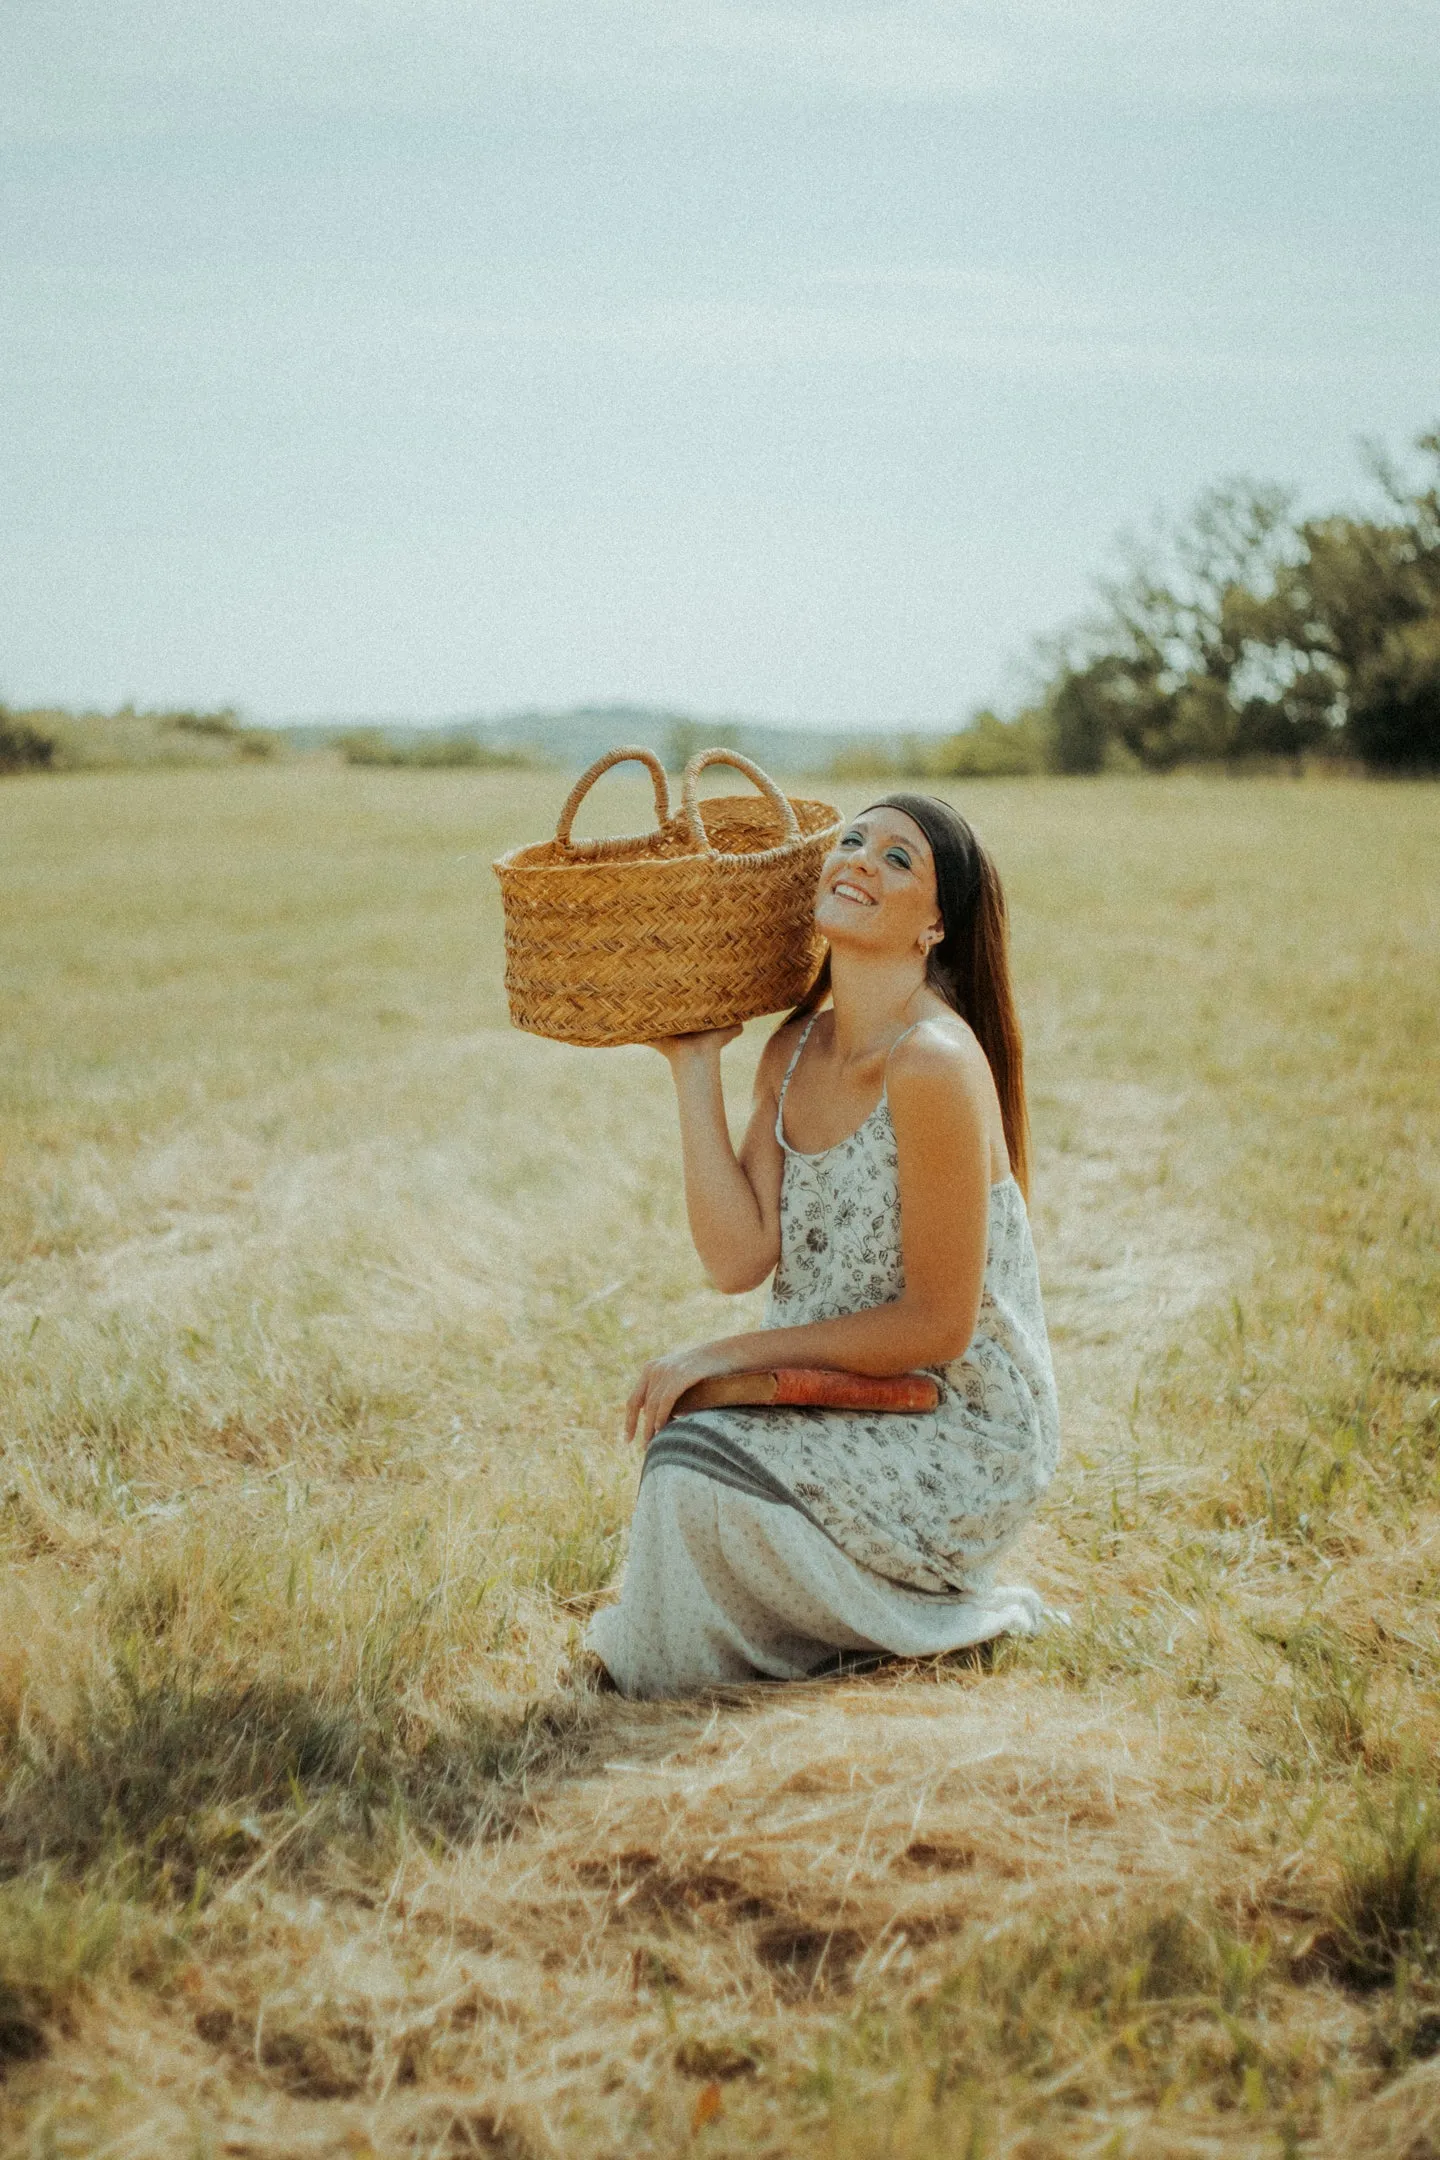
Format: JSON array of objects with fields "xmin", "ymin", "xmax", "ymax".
[
  {"xmin": 883, "ymin": 1019, "xmax": 928, "ymax": 1070},
  {"xmin": 879, "ymin": 1015, "xmax": 958, "ymax": 1108},
  {"xmin": 773, "ymin": 1016, "xmax": 818, "ymax": 1145}
]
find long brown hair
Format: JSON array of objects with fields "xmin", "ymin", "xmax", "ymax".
[{"xmin": 791, "ymin": 794, "xmax": 1031, "ymax": 1196}]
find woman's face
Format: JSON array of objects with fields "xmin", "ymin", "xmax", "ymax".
[{"xmin": 813, "ymin": 808, "xmax": 943, "ymax": 961}]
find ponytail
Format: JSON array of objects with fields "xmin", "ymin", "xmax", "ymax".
[{"xmin": 934, "ymin": 843, "xmax": 1030, "ymax": 1197}]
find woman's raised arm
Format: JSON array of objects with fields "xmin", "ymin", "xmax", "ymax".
[{"xmin": 653, "ymin": 1022, "xmax": 794, "ymax": 1294}]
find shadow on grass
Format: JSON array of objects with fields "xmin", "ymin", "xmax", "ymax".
[{"xmin": 0, "ymin": 1668, "xmax": 602, "ymax": 1899}]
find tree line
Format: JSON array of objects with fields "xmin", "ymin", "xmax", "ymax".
[
  {"xmin": 840, "ymin": 425, "xmax": 1440, "ymax": 781},
  {"xmin": 1042, "ymin": 427, "xmax": 1440, "ymax": 774}
]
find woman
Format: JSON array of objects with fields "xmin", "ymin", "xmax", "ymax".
[{"xmin": 586, "ymin": 793, "xmax": 1059, "ymax": 1699}]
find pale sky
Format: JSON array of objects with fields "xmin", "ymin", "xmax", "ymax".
[{"xmin": 5, "ymin": 1, "xmax": 1439, "ymax": 727}]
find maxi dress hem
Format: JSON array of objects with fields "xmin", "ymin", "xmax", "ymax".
[{"xmin": 584, "ymin": 1464, "xmax": 1044, "ymax": 1701}]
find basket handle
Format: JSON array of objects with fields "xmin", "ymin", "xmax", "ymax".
[
  {"xmin": 554, "ymin": 746, "xmax": 672, "ymax": 852},
  {"xmin": 681, "ymin": 748, "xmax": 801, "ymax": 857}
]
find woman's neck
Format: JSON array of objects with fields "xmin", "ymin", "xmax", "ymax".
[{"xmin": 826, "ymin": 946, "xmax": 938, "ymax": 1066}]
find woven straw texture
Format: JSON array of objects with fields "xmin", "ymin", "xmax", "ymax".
[{"xmin": 493, "ymin": 747, "xmax": 842, "ymax": 1045}]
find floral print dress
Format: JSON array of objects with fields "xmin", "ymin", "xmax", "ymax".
[{"xmin": 586, "ymin": 1019, "xmax": 1061, "ymax": 1696}]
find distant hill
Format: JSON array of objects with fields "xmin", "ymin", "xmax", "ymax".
[{"xmin": 272, "ymin": 704, "xmax": 946, "ymax": 775}]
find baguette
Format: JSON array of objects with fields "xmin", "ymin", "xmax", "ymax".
[{"xmin": 671, "ymin": 1368, "xmax": 940, "ymax": 1419}]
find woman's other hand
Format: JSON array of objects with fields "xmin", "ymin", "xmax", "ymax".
[{"xmin": 625, "ymin": 1343, "xmax": 730, "ymax": 1447}]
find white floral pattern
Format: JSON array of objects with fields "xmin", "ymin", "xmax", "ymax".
[{"xmin": 690, "ymin": 1019, "xmax": 1061, "ymax": 1595}]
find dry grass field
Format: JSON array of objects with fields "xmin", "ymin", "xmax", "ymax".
[{"xmin": 0, "ymin": 763, "xmax": 1437, "ymax": 2159}]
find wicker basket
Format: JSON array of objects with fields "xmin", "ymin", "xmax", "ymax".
[{"xmin": 493, "ymin": 746, "xmax": 842, "ymax": 1045}]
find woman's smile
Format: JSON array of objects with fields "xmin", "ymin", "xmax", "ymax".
[{"xmin": 815, "ymin": 807, "xmax": 941, "ymax": 955}]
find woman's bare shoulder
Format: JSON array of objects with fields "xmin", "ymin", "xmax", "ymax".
[
  {"xmin": 885, "ymin": 1019, "xmax": 997, "ymax": 1175},
  {"xmin": 886, "ymin": 1014, "xmax": 992, "ymax": 1111},
  {"xmin": 890, "ymin": 1011, "xmax": 984, "ymax": 1074}
]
